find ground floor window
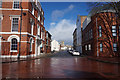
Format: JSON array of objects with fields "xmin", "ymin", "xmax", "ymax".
[
  {"xmin": 85, "ymin": 45, "xmax": 87, "ymax": 51},
  {"xmin": 30, "ymin": 38, "xmax": 32, "ymax": 52},
  {"xmin": 11, "ymin": 38, "xmax": 17, "ymax": 51},
  {"xmin": 113, "ymin": 43, "xmax": 117, "ymax": 52},
  {"xmin": 100, "ymin": 43, "xmax": 102, "ymax": 52},
  {"xmin": 88, "ymin": 44, "xmax": 91, "ymax": 50}
]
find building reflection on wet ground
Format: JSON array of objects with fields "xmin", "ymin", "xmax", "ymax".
[{"xmin": 2, "ymin": 51, "xmax": 120, "ymax": 79}]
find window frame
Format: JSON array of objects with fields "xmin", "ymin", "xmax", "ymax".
[
  {"xmin": 99, "ymin": 26, "xmax": 102, "ymax": 37},
  {"xmin": 88, "ymin": 44, "xmax": 91, "ymax": 50},
  {"xmin": 13, "ymin": 1, "xmax": 20, "ymax": 9},
  {"xmin": 11, "ymin": 17, "xmax": 19, "ymax": 32},
  {"xmin": 30, "ymin": 38, "xmax": 33, "ymax": 52},
  {"xmin": 37, "ymin": 24, "xmax": 40, "ymax": 35},
  {"xmin": 112, "ymin": 25, "xmax": 117, "ymax": 37},
  {"xmin": 10, "ymin": 38, "xmax": 18, "ymax": 52},
  {"xmin": 113, "ymin": 43, "xmax": 117, "ymax": 52},
  {"xmin": 100, "ymin": 43, "xmax": 103, "ymax": 52}
]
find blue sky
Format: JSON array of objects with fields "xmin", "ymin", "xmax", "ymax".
[{"xmin": 40, "ymin": 2, "xmax": 89, "ymax": 45}]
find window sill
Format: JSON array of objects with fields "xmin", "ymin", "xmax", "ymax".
[{"xmin": 10, "ymin": 50, "xmax": 18, "ymax": 52}]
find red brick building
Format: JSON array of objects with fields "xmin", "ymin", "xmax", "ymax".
[
  {"xmin": 82, "ymin": 11, "xmax": 120, "ymax": 57},
  {"xmin": 0, "ymin": 1, "xmax": 51, "ymax": 58}
]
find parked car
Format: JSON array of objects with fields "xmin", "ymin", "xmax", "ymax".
[
  {"xmin": 72, "ymin": 50, "xmax": 81, "ymax": 56},
  {"xmin": 69, "ymin": 50, "xmax": 73, "ymax": 54}
]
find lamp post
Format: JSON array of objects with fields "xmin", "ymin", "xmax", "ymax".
[{"xmin": 18, "ymin": 1, "xmax": 22, "ymax": 60}]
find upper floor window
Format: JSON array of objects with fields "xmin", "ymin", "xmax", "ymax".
[
  {"xmin": 112, "ymin": 26, "xmax": 117, "ymax": 37},
  {"xmin": 32, "ymin": 6, "xmax": 34, "ymax": 15},
  {"xmin": 0, "ymin": 18, "xmax": 1, "ymax": 28},
  {"xmin": 38, "ymin": 12, "xmax": 40, "ymax": 21},
  {"xmin": 13, "ymin": 1, "xmax": 19, "ymax": 9},
  {"xmin": 37, "ymin": 24, "xmax": 40, "ymax": 35},
  {"xmin": 31, "ymin": 23, "xmax": 34, "ymax": 35},
  {"xmin": 113, "ymin": 43, "xmax": 117, "ymax": 52},
  {"xmin": 0, "ymin": 0, "xmax": 2, "ymax": 8},
  {"xmin": 99, "ymin": 26, "xmax": 102, "ymax": 37},
  {"xmin": 11, "ymin": 38, "xmax": 17, "ymax": 51},
  {"xmin": 12, "ymin": 18, "xmax": 19, "ymax": 32},
  {"xmin": 100, "ymin": 43, "xmax": 103, "ymax": 52}
]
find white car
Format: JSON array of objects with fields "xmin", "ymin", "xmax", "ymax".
[{"xmin": 72, "ymin": 51, "xmax": 80, "ymax": 56}]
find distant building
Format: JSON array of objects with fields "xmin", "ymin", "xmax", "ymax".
[
  {"xmin": 45, "ymin": 31, "xmax": 52, "ymax": 53},
  {"xmin": 51, "ymin": 40, "xmax": 60, "ymax": 52},
  {"xmin": 76, "ymin": 15, "xmax": 87, "ymax": 53},
  {"xmin": 73, "ymin": 28, "xmax": 77, "ymax": 50}
]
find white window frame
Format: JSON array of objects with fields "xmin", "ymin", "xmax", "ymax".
[
  {"xmin": 10, "ymin": 38, "xmax": 18, "ymax": 52},
  {"xmin": 13, "ymin": 0, "xmax": 20, "ymax": 9},
  {"xmin": 11, "ymin": 17, "xmax": 19, "ymax": 32}
]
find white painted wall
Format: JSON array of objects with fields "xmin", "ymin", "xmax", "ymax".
[
  {"xmin": 51, "ymin": 40, "xmax": 60, "ymax": 51},
  {"xmin": 76, "ymin": 15, "xmax": 82, "ymax": 53}
]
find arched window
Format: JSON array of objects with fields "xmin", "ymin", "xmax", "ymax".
[
  {"xmin": 11, "ymin": 38, "xmax": 17, "ymax": 51},
  {"xmin": 30, "ymin": 38, "xmax": 32, "ymax": 52}
]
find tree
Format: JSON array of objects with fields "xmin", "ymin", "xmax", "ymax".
[
  {"xmin": 87, "ymin": 1, "xmax": 120, "ymax": 57},
  {"xmin": 87, "ymin": 1, "xmax": 120, "ymax": 18}
]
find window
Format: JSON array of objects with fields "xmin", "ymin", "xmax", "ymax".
[
  {"xmin": 0, "ymin": 18, "xmax": 1, "ymax": 28},
  {"xmin": 88, "ymin": 44, "xmax": 91, "ymax": 50},
  {"xmin": 30, "ymin": 38, "xmax": 32, "ymax": 52},
  {"xmin": 11, "ymin": 38, "xmax": 17, "ymax": 51},
  {"xmin": 37, "ymin": 25, "xmax": 40, "ymax": 35},
  {"xmin": 38, "ymin": 12, "xmax": 40, "ymax": 21},
  {"xmin": 99, "ymin": 26, "xmax": 102, "ymax": 37},
  {"xmin": 112, "ymin": 26, "xmax": 117, "ymax": 37},
  {"xmin": 119, "ymin": 26, "xmax": 120, "ymax": 36},
  {"xmin": 100, "ymin": 43, "xmax": 103, "ymax": 52},
  {"xmin": 13, "ymin": 1, "xmax": 19, "ymax": 9},
  {"xmin": 32, "ymin": 6, "xmax": 34, "ymax": 15},
  {"xmin": 0, "ymin": 0, "xmax": 2, "ymax": 8},
  {"xmin": 91, "ymin": 29, "xmax": 93, "ymax": 39},
  {"xmin": 113, "ymin": 43, "xmax": 117, "ymax": 52},
  {"xmin": 31, "ymin": 23, "xmax": 34, "ymax": 35},
  {"xmin": 85, "ymin": 45, "xmax": 87, "ymax": 51},
  {"xmin": 12, "ymin": 18, "xmax": 19, "ymax": 32},
  {"xmin": 41, "ymin": 27, "xmax": 43, "ymax": 39}
]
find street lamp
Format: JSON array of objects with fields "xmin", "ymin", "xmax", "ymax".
[{"xmin": 18, "ymin": 1, "xmax": 23, "ymax": 60}]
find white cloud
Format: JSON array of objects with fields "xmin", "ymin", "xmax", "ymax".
[
  {"xmin": 49, "ymin": 19, "xmax": 76, "ymax": 45},
  {"xmin": 51, "ymin": 4, "xmax": 74, "ymax": 21},
  {"xmin": 50, "ymin": 22, "xmax": 56, "ymax": 26}
]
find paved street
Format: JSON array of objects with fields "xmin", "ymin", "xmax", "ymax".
[{"xmin": 2, "ymin": 51, "xmax": 120, "ymax": 79}]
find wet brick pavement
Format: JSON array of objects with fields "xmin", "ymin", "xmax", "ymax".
[{"xmin": 2, "ymin": 51, "xmax": 120, "ymax": 79}]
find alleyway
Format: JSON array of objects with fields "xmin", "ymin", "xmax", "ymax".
[{"xmin": 2, "ymin": 51, "xmax": 120, "ymax": 79}]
